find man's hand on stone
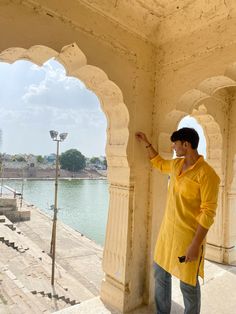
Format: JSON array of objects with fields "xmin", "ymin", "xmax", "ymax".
[{"xmin": 135, "ymin": 131, "xmax": 149, "ymax": 144}]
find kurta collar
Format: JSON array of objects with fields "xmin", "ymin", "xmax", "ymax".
[{"xmin": 178, "ymin": 155, "xmax": 204, "ymax": 177}]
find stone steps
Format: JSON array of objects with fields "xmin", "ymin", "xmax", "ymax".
[
  {"xmin": 0, "ymin": 218, "xmax": 29, "ymax": 253},
  {"xmin": 0, "ymin": 220, "xmax": 81, "ymax": 312},
  {"xmin": 0, "ymin": 261, "xmax": 50, "ymax": 314},
  {"xmin": 0, "ymin": 243, "xmax": 73, "ymax": 313}
]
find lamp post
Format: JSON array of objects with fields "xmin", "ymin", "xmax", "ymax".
[
  {"xmin": 49, "ymin": 130, "xmax": 68, "ymax": 286},
  {"xmin": 0, "ymin": 154, "xmax": 4, "ymax": 197}
]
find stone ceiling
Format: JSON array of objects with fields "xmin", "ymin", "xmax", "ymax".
[
  {"xmin": 78, "ymin": 0, "xmax": 190, "ymax": 41},
  {"xmin": 83, "ymin": 0, "xmax": 233, "ymax": 45},
  {"xmin": 11, "ymin": 0, "xmax": 234, "ymax": 46}
]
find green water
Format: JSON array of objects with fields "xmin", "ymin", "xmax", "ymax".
[{"xmin": 3, "ymin": 179, "xmax": 109, "ymax": 246}]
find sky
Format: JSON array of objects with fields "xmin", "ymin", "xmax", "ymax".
[
  {"xmin": 178, "ymin": 115, "xmax": 207, "ymax": 158},
  {"xmin": 0, "ymin": 59, "xmax": 107, "ymax": 157}
]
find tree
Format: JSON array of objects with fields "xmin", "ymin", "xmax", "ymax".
[
  {"xmin": 90, "ymin": 157, "xmax": 101, "ymax": 165},
  {"xmin": 37, "ymin": 155, "xmax": 44, "ymax": 163},
  {"xmin": 14, "ymin": 155, "xmax": 26, "ymax": 162},
  {"xmin": 102, "ymin": 157, "xmax": 107, "ymax": 169},
  {"xmin": 60, "ymin": 149, "xmax": 86, "ymax": 171}
]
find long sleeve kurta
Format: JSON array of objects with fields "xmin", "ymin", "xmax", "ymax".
[{"xmin": 151, "ymin": 155, "xmax": 220, "ymax": 286}]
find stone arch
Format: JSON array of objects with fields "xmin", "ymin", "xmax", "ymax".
[
  {"xmin": 0, "ymin": 43, "xmax": 130, "ymax": 181},
  {"xmin": 0, "ymin": 43, "xmax": 134, "ymax": 310},
  {"xmin": 157, "ymin": 65, "xmax": 236, "ymax": 263},
  {"xmin": 158, "ymin": 72, "xmax": 236, "ymax": 174}
]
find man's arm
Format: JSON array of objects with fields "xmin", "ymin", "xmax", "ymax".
[
  {"xmin": 135, "ymin": 131, "xmax": 174, "ymax": 173},
  {"xmin": 135, "ymin": 131, "xmax": 158, "ymax": 159},
  {"xmin": 185, "ymin": 170, "xmax": 220, "ymax": 263},
  {"xmin": 185, "ymin": 224, "xmax": 208, "ymax": 263}
]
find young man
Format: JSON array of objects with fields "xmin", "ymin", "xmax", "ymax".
[{"xmin": 136, "ymin": 128, "xmax": 220, "ymax": 314}]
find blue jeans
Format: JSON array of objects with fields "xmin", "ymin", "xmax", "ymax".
[{"xmin": 153, "ymin": 263, "xmax": 200, "ymax": 314}]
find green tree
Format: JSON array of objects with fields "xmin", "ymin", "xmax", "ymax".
[
  {"xmin": 15, "ymin": 155, "xmax": 26, "ymax": 162},
  {"xmin": 37, "ymin": 155, "xmax": 44, "ymax": 163},
  {"xmin": 90, "ymin": 157, "xmax": 100, "ymax": 164},
  {"xmin": 60, "ymin": 149, "xmax": 86, "ymax": 171},
  {"xmin": 102, "ymin": 158, "xmax": 107, "ymax": 169}
]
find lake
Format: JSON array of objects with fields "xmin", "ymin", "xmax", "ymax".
[{"xmin": 3, "ymin": 179, "xmax": 109, "ymax": 246}]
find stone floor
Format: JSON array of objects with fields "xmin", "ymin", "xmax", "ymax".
[
  {"xmin": 54, "ymin": 260, "xmax": 236, "ymax": 314},
  {"xmin": 0, "ymin": 199, "xmax": 236, "ymax": 313}
]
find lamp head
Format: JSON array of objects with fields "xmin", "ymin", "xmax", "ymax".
[
  {"xmin": 49, "ymin": 130, "xmax": 58, "ymax": 140},
  {"xmin": 59, "ymin": 133, "xmax": 68, "ymax": 141}
]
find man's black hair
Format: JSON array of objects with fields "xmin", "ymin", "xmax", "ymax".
[{"xmin": 170, "ymin": 127, "xmax": 199, "ymax": 149}]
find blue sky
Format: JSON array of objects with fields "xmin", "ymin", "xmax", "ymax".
[
  {"xmin": 178, "ymin": 116, "xmax": 206, "ymax": 157},
  {"xmin": 0, "ymin": 59, "xmax": 107, "ymax": 157}
]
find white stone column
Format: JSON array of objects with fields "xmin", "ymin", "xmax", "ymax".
[
  {"xmin": 101, "ymin": 142, "xmax": 150, "ymax": 312},
  {"xmin": 101, "ymin": 182, "xmax": 135, "ymax": 312},
  {"xmin": 224, "ymin": 155, "xmax": 236, "ymax": 263}
]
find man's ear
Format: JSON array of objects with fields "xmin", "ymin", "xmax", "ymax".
[{"xmin": 183, "ymin": 141, "xmax": 188, "ymax": 148}]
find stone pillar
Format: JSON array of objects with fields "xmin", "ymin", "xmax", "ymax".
[
  {"xmin": 101, "ymin": 182, "xmax": 135, "ymax": 312},
  {"xmin": 222, "ymin": 95, "xmax": 236, "ymax": 264},
  {"xmin": 101, "ymin": 145, "xmax": 149, "ymax": 312},
  {"xmin": 223, "ymin": 155, "xmax": 236, "ymax": 263}
]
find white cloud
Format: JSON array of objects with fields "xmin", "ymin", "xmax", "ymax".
[
  {"xmin": 22, "ymin": 60, "xmax": 91, "ymax": 111},
  {"xmin": 30, "ymin": 64, "xmax": 42, "ymax": 72},
  {"xmin": 0, "ymin": 59, "xmax": 107, "ymax": 156}
]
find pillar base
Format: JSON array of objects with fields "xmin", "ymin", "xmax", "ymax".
[
  {"xmin": 205, "ymin": 243, "xmax": 224, "ymax": 263},
  {"xmin": 101, "ymin": 276, "xmax": 128, "ymax": 313},
  {"xmin": 223, "ymin": 247, "xmax": 236, "ymax": 264},
  {"xmin": 206, "ymin": 243, "xmax": 236, "ymax": 265},
  {"xmin": 101, "ymin": 275, "xmax": 142, "ymax": 313}
]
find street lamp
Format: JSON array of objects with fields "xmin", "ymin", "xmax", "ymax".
[
  {"xmin": 0, "ymin": 153, "xmax": 5, "ymax": 197},
  {"xmin": 49, "ymin": 130, "xmax": 68, "ymax": 286}
]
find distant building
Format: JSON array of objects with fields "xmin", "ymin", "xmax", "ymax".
[{"xmin": 45, "ymin": 153, "xmax": 56, "ymax": 163}]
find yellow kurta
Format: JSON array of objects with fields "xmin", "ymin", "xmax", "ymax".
[{"xmin": 151, "ymin": 155, "xmax": 220, "ymax": 286}]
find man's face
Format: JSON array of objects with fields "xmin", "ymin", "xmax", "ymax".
[{"xmin": 172, "ymin": 140, "xmax": 187, "ymax": 157}]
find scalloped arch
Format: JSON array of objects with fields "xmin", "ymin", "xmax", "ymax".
[
  {"xmin": 0, "ymin": 43, "xmax": 130, "ymax": 174},
  {"xmin": 158, "ymin": 65, "xmax": 236, "ymax": 173}
]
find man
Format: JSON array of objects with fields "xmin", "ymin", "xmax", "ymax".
[{"xmin": 136, "ymin": 128, "xmax": 220, "ymax": 314}]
